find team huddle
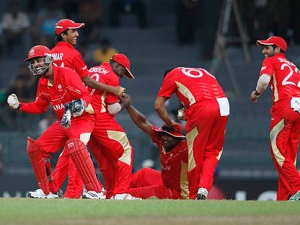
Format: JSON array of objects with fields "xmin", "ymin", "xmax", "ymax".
[{"xmin": 6, "ymin": 19, "xmax": 300, "ymax": 201}]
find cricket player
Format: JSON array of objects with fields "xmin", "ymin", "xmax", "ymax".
[
  {"xmin": 87, "ymin": 53, "xmax": 140, "ymax": 200},
  {"xmin": 120, "ymin": 93, "xmax": 189, "ymax": 199},
  {"xmin": 250, "ymin": 36, "xmax": 300, "ymax": 201},
  {"xmin": 50, "ymin": 19, "xmax": 123, "ymax": 198},
  {"xmin": 154, "ymin": 67, "xmax": 230, "ymax": 200},
  {"xmin": 7, "ymin": 45, "xmax": 104, "ymax": 199}
]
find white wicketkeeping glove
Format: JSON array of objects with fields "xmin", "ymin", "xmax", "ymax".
[{"xmin": 7, "ymin": 94, "xmax": 20, "ymax": 109}]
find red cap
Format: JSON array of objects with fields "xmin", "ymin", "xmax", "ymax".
[
  {"xmin": 111, "ymin": 54, "xmax": 134, "ymax": 79},
  {"xmin": 155, "ymin": 124, "xmax": 185, "ymax": 138},
  {"xmin": 256, "ymin": 36, "xmax": 287, "ymax": 52},
  {"xmin": 25, "ymin": 45, "xmax": 52, "ymax": 61},
  {"xmin": 55, "ymin": 19, "xmax": 85, "ymax": 35}
]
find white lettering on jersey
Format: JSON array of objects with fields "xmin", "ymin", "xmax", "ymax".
[
  {"xmin": 89, "ymin": 67, "xmax": 109, "ymax": 75},
  {"xmin": 180, "ymin": 67, "xmax": 215, "ymax": 79},
  {"xmin": 52, "ymin": 53, "xmax": 64, "ymax": 61},
  {"xmin": 278, "ymin": 57, "xmax": 296, "ymax": 67},
  {"xmin": 261, "ymin": 66, "xmax": 267, "ymax": 71},
  {"xmin": 53, "ymin": 103, "xmax": 65, "ymax": 111}
]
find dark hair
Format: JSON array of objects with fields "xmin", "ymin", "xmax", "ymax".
[
  {"xmin": 271, "ymin": 44, "xmax": 285, "ymax": 53},
  {"xmin": 163, "ymin": 68, "xmax": 176, "ymax": 77},
  {"xmin": 55, "ymin": 30, "xmax": 69, "ymax": 43}
]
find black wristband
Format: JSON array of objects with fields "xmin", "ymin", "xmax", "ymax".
[{"xmin": 17, "ymin": 104, "xmax": 22, "ymax": 110}]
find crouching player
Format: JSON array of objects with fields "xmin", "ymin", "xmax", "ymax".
[{"xmin": 120, "ymin": 93, "xmax": 189, "ymax": 199}]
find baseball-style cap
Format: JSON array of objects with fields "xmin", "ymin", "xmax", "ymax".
[
  {"xmin": 111, "ymin": 54, "xmax": 134, "ymax": 79},
  {"xmin": 155, "ymin": 124, "xmax": 185, "ymax": 139},
  {"xmin": 55, "ymin": 19, "xmax": 85, "ymax": 35},
  {"xmin": 256, "ymin": 36, "xmax": 287, "ymax": 52},
  {"xmin": 25, "ymin": 45, "xmax": 52, "ymax": 61}
]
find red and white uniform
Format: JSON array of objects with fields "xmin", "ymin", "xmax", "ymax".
[
  {"xmin": 87, "ymin": 62, "xmax": 134, "ymax": 199},
  {"xmin": 19, "ymin": 64, "xmax": 94, "ymax": 160},
  {"xmin": 157, "ymin": 67, "xmax": 229, "ymax": 199},
  {"xmin": 51, "ymin": 42, "xmax": 89, "ymax": 78},
  {"xmin": 129, "ymin": 126, "xmax": 189, "ymax": 199},
  {"xmin": 50, "ymin": 41, "xmax": 90, "ymax": 198},
  {"xmin": 259, "ymin": 53, "xmax": 300, "ymax": 200}
]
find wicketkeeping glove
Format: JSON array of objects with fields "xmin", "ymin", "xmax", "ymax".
[
  {"xmin": 7, "ymin": 94, "xmax": 20, "ymax": 109},
  {"xmin": 60, "ymin": 108, "xmax": 71, "ymax": 128},
  {"xmin": 60, "ymin": 99, "xmax": 86, "ymax": 128},
  {"xmin": 70, "ymin": 99, "xmax": 85, "ymax": 117}
]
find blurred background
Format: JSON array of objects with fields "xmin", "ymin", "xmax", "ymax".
[{"xmin": 1, "ymin": 0, "xmax": 300, "ymax": 200}]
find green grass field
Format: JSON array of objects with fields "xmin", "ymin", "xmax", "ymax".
[{"xmin": 1, "ymin": 199, "xmax": 300, "ymax": 225}]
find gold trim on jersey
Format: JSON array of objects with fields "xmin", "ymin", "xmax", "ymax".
[
  {"xmin": 270, "ymin": 119, "xmax": 285, "ymax": 167},
  {"xmin": 85, "ymin": 103, "xmax": 95, "ymax": 114},
  {"xmin": 273, "ymin": 72, "xmax": 279, "ymax": 102},
  {"xmin": 187, "ymin": 127, "xmax": 198, "ymax": 172},
  {"xmin": 107, "ymin": 130, "xmax": 132, "ymax": 166},
  {"xmin": 175, "ymin": 81, "xmax": 196, "ymax": 106},
  {"xmin": 180, "ymin": 160, "xmax": 189, "ymax": 199}
]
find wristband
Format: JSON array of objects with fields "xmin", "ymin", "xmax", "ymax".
[{"xmin": 17, "ymin": 104, "xmax": 22, "ymax": 110}]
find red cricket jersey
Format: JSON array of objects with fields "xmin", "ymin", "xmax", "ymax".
[
  {"xmin": 259, "ymin": 53, "xmax": 300, "ymax": 103},
  {"xmin": 88, "ymin": 62, "xmax": 119, "ymax": 116},
  {"xmin": 19, "ymin": 65, "xmax": 91, "ymax": 120},
  {"xmin": 151, "ymin": 126, "xmax": 189, "ymax": 197},
  {"xmin": 51, "ymin": 42, "xmax": 89, "ymax": 79},
  {"xmin": 157, "ymin": 67, "xmax": 226, "ymax": 108}
]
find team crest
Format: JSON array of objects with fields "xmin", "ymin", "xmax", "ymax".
[{"xmin": 29, "ymin": 49, "xmax": 35, "ymax": 56}]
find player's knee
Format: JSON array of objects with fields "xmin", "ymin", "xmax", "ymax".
[
  {"xmin": 65, "ymin": 138, "xmax": 86, "ymax": 155},
  {"xmin": 26, "ymin": 136, "xmax": 40, "ymax": 154}
]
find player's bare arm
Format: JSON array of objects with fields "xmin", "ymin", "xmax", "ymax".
[
  {"xmin": 121, "ymin": 93, "xmax": 152, "ymax": 136},
  {"xmin": 154, "ymin": 96, "xmax": 177, "ymax": 127},
  {"xmin": 82, "ymin": 75, "xmax": 125, "ymax": 96},
  {"xmin": 250, "ymin": 74, "xmax": 271, "ymax": 102}
]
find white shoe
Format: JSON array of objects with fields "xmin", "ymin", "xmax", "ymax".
[
  {"xmin": 82, "ymin": 191, "xmax": 106, "ymax": 200},
  {"xmin": 111, "ymin": 193, "xmax": 141, "ymax": 200},
  {"xmin": 28, "ymin": 189, "xmax": 60, "ymax": 199},
  {"xmin": 47, "ymin": 192, "xmax": 60, "ymax": 199},
  {"xmin": 196, "ymin": 187, "xmax": 208, "ymax": 200}
]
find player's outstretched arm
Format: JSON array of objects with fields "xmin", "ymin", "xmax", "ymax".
[{"xmin": 120, "ymin": 93, "xmax": 152, "ymax": 136}]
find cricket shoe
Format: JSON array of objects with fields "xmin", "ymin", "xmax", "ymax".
[
  {"xmin": 288, "ymin": 190, "xmax": 300, "ymax": 201},
  {"xmin": 111, "ymin": 193, "xmax": 141, "ymax": 200},
  {"xmin": 196, "ymin": 187, "xmax": 208, "ymax": 200},
  {"xmin": 82, "ymin": 191, "xmax": 106, "ymax": 200},
  {"xmin": 28, "ymin": 189, "xmax": 60, "ymax": 199}
]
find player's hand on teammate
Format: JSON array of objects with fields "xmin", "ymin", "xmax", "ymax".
[
  {"xmin": 119, "ymin": 93, "xmax": 131, "ymax": 109},
  {"xmin": 166, "ymin": 119, "xmax": 181, "ymax": 129},
  {"xmin": 177, "ymin": 107, "xmax": 187, "ymax": 120},
  {"xmin": 114, "ymin": 86, "xmax": 126, "ymax": 96},
  {"xmin": 7, "ymin": 94, "xmax": 21, "ymax": 109}
]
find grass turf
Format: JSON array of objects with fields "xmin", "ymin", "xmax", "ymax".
[{"xmin": 0, "ymin": 199, "xmax": 300, "ymax": 225}]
